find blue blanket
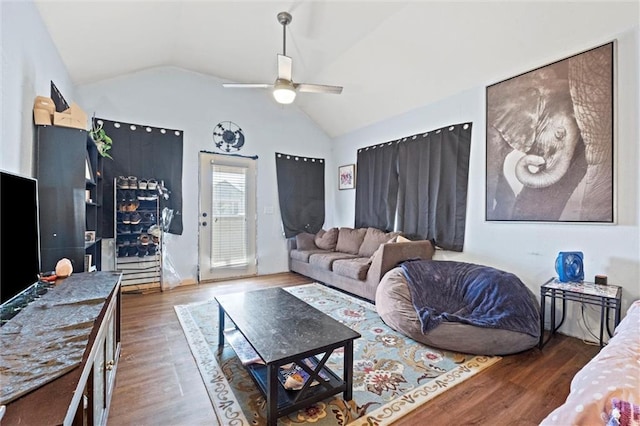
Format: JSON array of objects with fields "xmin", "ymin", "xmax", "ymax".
[{"xmin": 400, "ymin": 260, "xmax": 540, "ymax": 337}]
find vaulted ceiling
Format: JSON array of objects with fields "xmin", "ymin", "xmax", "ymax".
[{"xmin": 35, "ymin": 1, "xmax": 639, "ymax": 138}]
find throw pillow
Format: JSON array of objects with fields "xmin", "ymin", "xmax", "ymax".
[
  {"xmin": 335, "ymin": 227, "xmax": 367, "ymax": 255},
  {"xmin": 608, "ymin": 399, "xmax": 640, "ymax": 426},
  {"xmin": 358, "ymin": 227, "xmax": 401, "ymax": 257},
  {"xmin": 314, "ymin": 228, "xmax": 339, "ymax": 250},
  {"xmin": 296, "ymin": 232, "xmax": 318, "ymax": 251},
  {"xmin": 368, "ymin": 235, "xmax": 401, "ymax": 263}
]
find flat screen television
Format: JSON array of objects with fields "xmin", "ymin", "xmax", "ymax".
[{"xmin": 1, "ymin": 170, "xmax": 42, "ymax": 306}]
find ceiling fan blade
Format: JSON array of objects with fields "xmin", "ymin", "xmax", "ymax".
[
  {"xmin": 296, "ymin": 83, "xmax": 343, "ymax": 94},
  {"xmin": 222, "ymin": 83, "xmax": 272, "ymax": 89},
  {"xmin": 277, "ymin": 54, "xmax": 292, "ymax": 81}
]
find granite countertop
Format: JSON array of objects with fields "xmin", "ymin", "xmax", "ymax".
[{"xmin": 0, "ymin": 272, "xmax": 120, "ymax": 405}]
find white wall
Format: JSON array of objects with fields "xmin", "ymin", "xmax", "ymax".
[
  {"xmin": 332, "ymin": 27, "xmax": 640, "ymax": 342},
  {"xmin": 0, "ymin": 0, "xmax": 75, "ymax": 176},
  {"xmin": 76, "ymin": 67, "xmax": 335, "ymax": 283}
]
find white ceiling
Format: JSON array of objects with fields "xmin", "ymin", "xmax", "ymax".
[{"xmin": 35, "ymin": 1, "xmax": 639, "ymax": 138}]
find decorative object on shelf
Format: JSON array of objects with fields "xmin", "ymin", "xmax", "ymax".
[
  {"xmin": 213, "ymin": 121, "xmax": 245, "ymax": 152},
  {"xmin": 555, "ymin": 251, "xmax": 584, "ymax": 282},
  {"xmin": 54, "ymin": 258, "xmax": 73, "ymax": 278},
  {"xmin": 222, "ymin": 11, "xmax": 343, "ymax": 104},
  {"xmin": 90, "ymin": 118, "xmax": 113, "ymax": 159},
  {"xmin": 486, "ymin": 42, "xmax": 614, "ymax": 223},
  {"xmin": 85, "ymin": 153, "xmax": 95, "ymax": 183},
  {"xmin": 338, "ymin": 164, "xmax": 355, "ymax": 190},
  {"xmin": 50, "ymin": 80, "xmax": 70, "ymax": 112},
  {"xmin": 84, "ymin": 231, "xmax": 96, "ymax": 243}
]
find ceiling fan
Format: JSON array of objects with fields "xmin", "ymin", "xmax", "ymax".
[{"xmin": 222, "ymin": 11, "xmax": 343, "ymax": 104}]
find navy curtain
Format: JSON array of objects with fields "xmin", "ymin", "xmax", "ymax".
[
  {"xmin": 354, "ymin": 142, "xmax": 398, "ymax": 231},
  {"xmin": 275, "ymin": 153, "xmax": 325, "ymax": 238},
  {"xmin": 100, "ymin": 118, "xmax": 184, "ymax": 237},
  {"xmin": 355, "ymin": 122, "xmax": 472, "ymax": 251}
]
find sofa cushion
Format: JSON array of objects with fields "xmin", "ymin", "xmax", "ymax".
[
  {"xmin": 296, "ymin": 232, "xmax": 318, "ymax": 251},
  {"xmin": 368, "ymin": 236, "xmax": 396, "ymax": 263},
  {"xmin": 335, "ymin": 227, "xmax": 367, "ymax": 255},
  {"xmin": 358, "ymin": 227, "xmax": 401, "ymax": 257},
  {"xmin": 309, "ymin": 252, "xmax": 358, "ymax": 270},
  {"xmin": 315, "ymin": 228, "xmax": 339, "ymax": 250},
  {"xmin": 333, "ymin": 258, "xmax": 371, "ymax": 280},
  {"xmin": 290, "ymin": 249, "xmax": 330, "ymax": 263}
]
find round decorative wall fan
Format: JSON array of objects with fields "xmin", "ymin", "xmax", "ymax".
[
  {"xmin": 213, "ymin": 121, "xmax": 245, "ymax": 152},
  {"xmin": 555, "ymin": 251, "xmax": 584, "ymax": 282}
]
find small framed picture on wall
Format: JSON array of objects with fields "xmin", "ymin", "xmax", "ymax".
[{"xmin": 339, "ymin": 164, "xmax": 355, "ymax": 190}]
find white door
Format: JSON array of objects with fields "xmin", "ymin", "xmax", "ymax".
[{"xmin": 198, "ymin": 152, "xmax": 257, "ymax": 281}]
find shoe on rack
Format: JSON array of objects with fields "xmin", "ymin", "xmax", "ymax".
[
  {"xmin": 128, "ymin": 176, "xmax": 138, "ymax": 189},
  {"xmin": 117, "ymin": 243, "xmax": 127, "ymax": 257},
  {"xmin": 139, "ymin": 234, "xmax": 150, "ymax": 246},
  {"xmin": 136, "ymin": 190, "xmax": 149, "ymax": 201},
  {"xmin": 137, "ymin": 245, "xmax": 148, "ymax": 257},
  {"xmin": 117, "ymin": 176, "xmax": 129, "ymax": 189},
  {"xmin": 117, "ymin": 223, "xmax": 130, "ymax": 234},
  {"xmin": 122, "ymin": 213, "xmax": 131, "ymax": 224},
  {"xmin": 126, "ymin": 200, "xmax": 140, "ymax": 212},
  {"xmin": 129, "ymin": 212, "xmax": 142, "ymax": 225},
  {"xmin": 147, "ymin": 179, "xmax": 158, "ymax": 190},
  {"xmin": 125, "ymin": 189, "xmax": 136, "ymax": 202},
  {"xmin": 147, "ymin": 243, "xmax": 157, "ymax": 255},
  {"xmin": 143, "ymin": 212, "xmax": 156, "ymax": 225},
  {"xmin": 147, "ymin": 224, "xmax": 161, "ymax": 237},
  {"xmin": 146, "ymin": 190, "xmax": 158, "ymax": 200},
  {"xmin": 158, "ymin": 184, "xmax": 170, "ymax": 200},
  {"xmin": 127, "ymin": 245, "xmax": 138, "ymax": 257},
  {"xmin": 116, "ymin": 189, "xmax": 127, "ymax": 202},
  {"xmin": 138, "ymin": 179, "xmax": 148, "ymax": 190},
  {"xmin": 131, "ymin": 223, "xmax": 143, "ymax": 234}
]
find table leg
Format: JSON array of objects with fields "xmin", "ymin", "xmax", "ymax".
[
  {"xmin": 266, "ymin": 364, "xmax": 278, "ymax": 426},
  {"xmin": 539, "ymin": 292, "xmax": 546, "ymax": 349},
  {"xmin": 344, "ymin": 341, "xmax": 354, "ymax": 401},
  {"xmin": 599, "ymin": 302, "xmax": 606, "ymax": 347},
  {"xmin": 550, "ymin": 293, "xmax": 556, "ymax": 336},
  {"xmin": 217, "ymin": 306, "xmax": 225, "ymax": 349}
]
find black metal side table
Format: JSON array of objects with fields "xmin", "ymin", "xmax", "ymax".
[{"xmin": 539, "ymin": 277, "xmax": 622, "ymax": 349}]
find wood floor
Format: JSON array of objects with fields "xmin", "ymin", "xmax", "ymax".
[{"xmin": 108, "ymin": 272, "xmax": 600, "ymax": 425}]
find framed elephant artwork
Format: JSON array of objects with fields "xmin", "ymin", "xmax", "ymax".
[{"xmin": 485, "ymin": 41, "xmax": 614, "ymax": 223}]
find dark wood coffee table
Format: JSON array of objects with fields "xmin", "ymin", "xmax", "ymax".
[{"xmin": 216, "ymin": 287, "xmax": 361, "ymax": 426}]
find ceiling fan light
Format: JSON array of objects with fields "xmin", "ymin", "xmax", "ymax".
[{"xmin": 273, "ymin": 79, "xmax": 296, "ymax": 104}]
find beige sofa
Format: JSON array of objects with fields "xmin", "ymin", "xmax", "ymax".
[{"xmin": 288, "ymin": 227, "xmax": 435, "ymax": 302}]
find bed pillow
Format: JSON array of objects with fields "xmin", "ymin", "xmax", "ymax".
[
  {"xmin": 358, "ymin": 228, "xmax": 401, "ymax": 257},
  {"xmin": 335, "ymin": 227, "xmax": 367, "ymax": 255},
  {"xmin": 295, "ymin": 232, "xmax": 318, "ymax": 251},
  {"xmin": 314, "ymin": 228, "xmax": 338, "ymax": 250}
]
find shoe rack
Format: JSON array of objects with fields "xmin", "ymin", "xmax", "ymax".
[{"xmin": 114, "ymin": 176, "xmax": 162, "ymax": 290}]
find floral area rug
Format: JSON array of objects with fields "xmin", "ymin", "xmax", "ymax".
[{"xmin": 174, "ymin": 283, "xmax": 500, "ymax": 425}]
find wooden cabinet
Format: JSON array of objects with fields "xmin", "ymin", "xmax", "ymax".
[
  {"xmin": 89, "ymin": 294, "xmax": 119, "ymax": 425},
  {"xmin": 2, "ymin": 272, "xmax": 122, "ymax": 425},
  {"xmin": 35, "ymin": 126, "xmax": 103, "ymax": 272}
]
